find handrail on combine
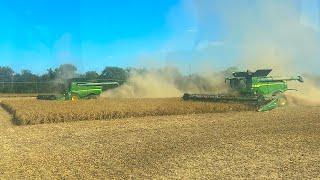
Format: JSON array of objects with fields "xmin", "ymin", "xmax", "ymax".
[{"xmin": 76, "ymin": 82, "xmax": 120, "ymax": 86}]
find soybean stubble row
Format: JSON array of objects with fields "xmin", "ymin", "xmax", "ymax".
[{"xmin": 1, "ymin": 98, "xmax": 254, "ymax": 125}]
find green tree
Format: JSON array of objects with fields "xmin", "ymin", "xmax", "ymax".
[
  {"xmin": 56, "ymin": 64, "xmax": 78, "ymax": 80},
  {"xmin": 0, "ymin": 66, "xmax": 14, "ymax": 81},
  {"xmin": 100, "ymin": 67, "xmax": 128, "ymax": 81},
  {"xmin": 18, "ymin": 70, "xmax": 37, "ymax": 81},
  {"xmin": 11, "ymin": 70, "xmax": 39, "ymax": 93},
  {"xmin": 85, "ymin": 71, "xmax": 99, "ymax": 80},
  {"xmin": 40, "ymin": 68, "xmax": 57, "ymax": 82}
]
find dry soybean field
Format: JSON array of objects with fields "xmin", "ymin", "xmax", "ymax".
[
  {"xmin": 0, "ymin": 98, "xmax": 320, "ymax": 179},
  {"xmin": 1, "ymin": 98, "xmax": 253, "ymax": 125}
]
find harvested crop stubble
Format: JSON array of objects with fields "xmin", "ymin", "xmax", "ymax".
[
  {"xmin": 0, "ymin": 93, "xmax": 38, "ymax": 97},
  {"xmin": 1, "ymin": 98, "xmax": 254, "ymax": 125}
]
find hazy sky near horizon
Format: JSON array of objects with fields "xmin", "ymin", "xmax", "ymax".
[{"xmin": 0, "ymin": 0, "xmax": 319, "ymax": 74}]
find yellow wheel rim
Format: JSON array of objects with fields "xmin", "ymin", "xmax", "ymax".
[{"xmin": 71, "ymin": 95, "xmax": 78, "ymax": 101}]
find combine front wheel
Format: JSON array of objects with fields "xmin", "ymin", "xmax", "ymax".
[{"xmin": 71, "ymin": 94, "xmax": 79, "ymax": 101}]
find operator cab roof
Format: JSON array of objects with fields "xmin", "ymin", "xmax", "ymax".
[{"xmin": 233, "ymin": 69, "xmax": 272, "ymax": 77}]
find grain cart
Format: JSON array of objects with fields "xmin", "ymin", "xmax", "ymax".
[
  {"xmin": 183, "ymin": 69, "xmax": 304, "ymax": 111},
  {"xmin": 37, "ymin": 79, "xmax": 119, "ymax": 101}
]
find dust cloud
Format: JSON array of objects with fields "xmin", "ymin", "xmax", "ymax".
[
  {"xmin": 287, "ymin": 77, "xmax": 320, "ymax": 106},
  {"xmin": 102, "ymin": 67, "xmax": 231, "ymax": 98},
  {"xmin": 192, "ymin": 0, "xmax": 320, "ymax": 105},
  {"xmin": 102, "ymin": 70, "xmax": 181, "ymax": 98},
  {"xmin": 106, "ymin": 0, "xmax": 320, "ymax": 105}
]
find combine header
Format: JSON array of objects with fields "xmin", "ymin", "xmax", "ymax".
[
  {"xmin": 37, "ymin": 79, "xmax": 119, "ymax": 101},
  {"xmin": 183, "ymin": 69, "xmax": 304, "ymax": 112}
]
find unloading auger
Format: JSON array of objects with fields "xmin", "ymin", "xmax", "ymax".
[{"xmin": 183, "ymin": 69, "xmax": 304, "ymax": 112}]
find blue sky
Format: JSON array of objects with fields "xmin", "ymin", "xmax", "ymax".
[
  {"xmin": 0, "ymin": 0, "xmax": 319, "ymax": 74},
  {"xmin": 0, "ymin": 0, "xmax": 185, "ymax": 73}
]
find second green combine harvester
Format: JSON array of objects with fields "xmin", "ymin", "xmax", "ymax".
[
  {"xmin": 183, "ymin": 69, "xmax": 304, "ymax": 112},
  {"xmin": 37, "ymin": 79, "xmax": 119, "ymax": 101}
]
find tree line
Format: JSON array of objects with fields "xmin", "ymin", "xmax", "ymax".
[{"xmin": 0, "ymin": 64, "xmax": 132, "ymax": 93}]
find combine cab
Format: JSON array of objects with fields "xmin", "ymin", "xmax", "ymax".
[
  {"xmin": 37, "ymin": 79, "xmax": 119, "ymax": 101},
  {"xmin": 183, "ymin": 69, "xmax": 304, "ymax": 112}
]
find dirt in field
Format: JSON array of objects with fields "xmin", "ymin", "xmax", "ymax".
[{"xmin": 0, "ymin": 106, "xmax": 319, "ymax": 179}]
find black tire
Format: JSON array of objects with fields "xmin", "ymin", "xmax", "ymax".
[{"xmin": 87, "ymin": 94, "xmax": 98, "ymax": 99}]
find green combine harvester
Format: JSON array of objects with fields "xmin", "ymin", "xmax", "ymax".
[
  {"xmin": 37, "ymin": 79, "xmax": 119, "ymax": 101},
  {"xmin": 183, "ymin": 69, "xmax": 304, "ymax": 112}
]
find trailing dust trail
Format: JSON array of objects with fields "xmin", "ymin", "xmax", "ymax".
[{"xmin": 0, "ymin": 101, "xmax": 14, "ymax": 128}]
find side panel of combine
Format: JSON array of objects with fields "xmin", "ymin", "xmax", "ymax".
[
  {"xmin": 37, "ymin": 80, "xmax": 119, "ymax": 101},
  {"xmin": 252, "ymin": 79, "xmax": 288, "ymax": 95},
  {"xmin": 70, "ymin": 84, "xmax": 102, "ymax": 99}
]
